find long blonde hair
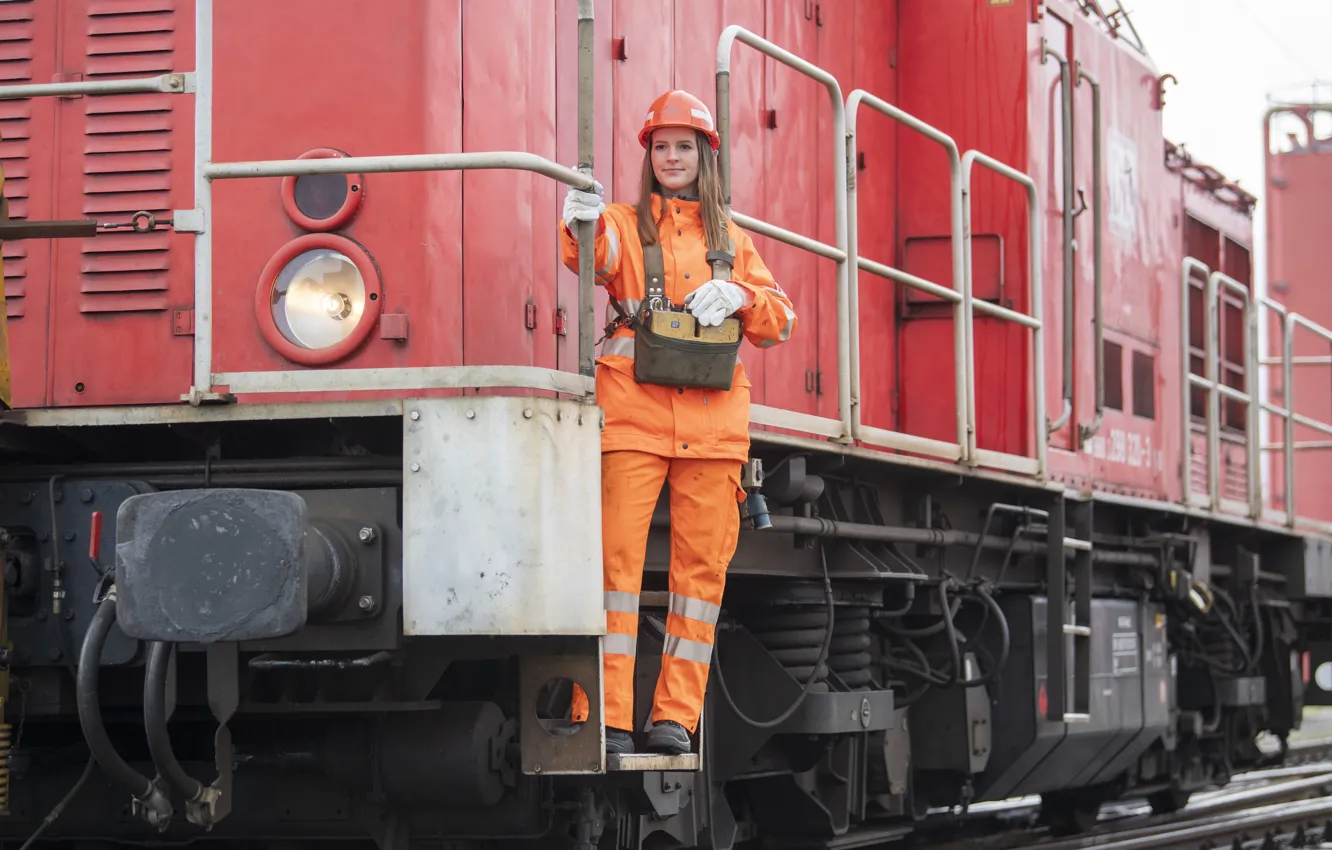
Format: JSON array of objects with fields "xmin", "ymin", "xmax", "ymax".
[{"xmin": 635, "ymin": 130, "xmax": 730, "ymax": 251}]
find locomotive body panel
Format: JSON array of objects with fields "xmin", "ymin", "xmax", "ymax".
[{"xmin": 0, "ymin": 0, "xmax": 1287, "ymax": 530}]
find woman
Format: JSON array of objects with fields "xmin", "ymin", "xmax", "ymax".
[{"xmin": 559, "ymin": 90, "xmax": 797, "ymax": 756}]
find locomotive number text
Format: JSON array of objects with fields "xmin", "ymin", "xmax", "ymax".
[{"xmin": 1085, "ymin": 427, "xmax": 1159, "ymax": 470}]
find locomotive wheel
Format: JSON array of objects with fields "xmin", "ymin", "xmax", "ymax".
[
  {"xmin": 1039, "ymin": 791, "xmax": 1100, "ymax": 835},
  {"xmin": 1147, "ymin": 786, "xmax": 1192, "ymax": 815}
]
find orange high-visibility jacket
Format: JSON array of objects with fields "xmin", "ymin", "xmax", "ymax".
[{"xmin": 559, "ymin": 194, "xmax": 797, "ymax": 461}]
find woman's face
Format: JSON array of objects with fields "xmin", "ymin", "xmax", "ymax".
[{"xmin": 651, "ymin": 127, "xmax": 700, "ymax": 194}]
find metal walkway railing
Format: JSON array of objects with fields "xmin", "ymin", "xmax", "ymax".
[
  {"xmin": 30, "ymin": 2, "xmax": 1332, "ymax": 511},
  {"xmin": 1181, "ymin": 256, "xmax": 1332, "ymax": 528},
  {"xmin": 1256, "ymin": 293, "xmax": 1332, "ymax": 528}
]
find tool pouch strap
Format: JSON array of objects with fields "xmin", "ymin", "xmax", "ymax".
[{"xmin": 629, "ymin": 242, "xmax": 741, "ymax": 392}]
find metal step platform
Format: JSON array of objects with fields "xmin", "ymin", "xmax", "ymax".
[{"xmin": 607, "ymin": 753, "xmax": 700, "ymax": 772}]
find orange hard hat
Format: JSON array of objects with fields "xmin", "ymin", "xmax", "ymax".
[{"xmin": 638, "ymin": 90, "xmax": 721, "ymax": 151}]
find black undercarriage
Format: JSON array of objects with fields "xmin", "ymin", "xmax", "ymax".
[{"xmin": 0, "ymin": 410, "xmax": 1320, "ymax": 850}]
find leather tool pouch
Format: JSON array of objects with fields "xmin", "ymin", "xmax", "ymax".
[{"xmin": 607, "ymin": 242, "xmax": 742, "ymax": 392}]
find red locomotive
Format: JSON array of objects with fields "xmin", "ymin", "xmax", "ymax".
[{"xmin": 0, "ymin": 0, "xmax": 1320, "ymax": 846}]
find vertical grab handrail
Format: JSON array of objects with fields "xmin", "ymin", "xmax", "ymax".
[
  {"xmin": 1206, "ymin": 271, "xmax": 1259, "ymax": 518},
  {"xmin": 191, "ymin": 0, "xmax": 214, "ymax": 402},
  {"xmin": 1041, "ymin": 39, "xmax": 1075, "ymax": 436},
  {"xmin": 575, "ymin": 0, "xmax": 597, "ymax": 381},
  {"xmin": 844, "ymin": 89, "xmax": 969, "ymax": 464},
  {"xmin": 1075, "ymin": 63, "xmax": 1104, "ymax": 449},
  {"xmin": 961, "ymin": 152, "xmax": 1047, "ymax": 479},
  {"xmin": 1255, "ymin": 297, "xmax": 1292, "ymax": 526},
  {"xmin": 716, "ymin": 26, "xmax": 852, "ymax": 442},
  {"xmin": 1180, "ymin": 257, "xmax": 1209, "ymax": 507},
  {"xmin": 1281, "ymin": 313, "xmax": 1332, "ymax": 527}
]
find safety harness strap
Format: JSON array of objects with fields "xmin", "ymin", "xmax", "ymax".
[{"xmin": 604, "ymin": 242, "xmax": 666, "ymax": 340}]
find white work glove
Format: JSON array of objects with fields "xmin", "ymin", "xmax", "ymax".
[
  {"xmin": 684, "ymin": 280, "xmax": 754, "ymax": 327},
  {"xmin": 563, "ymin": 180, "xmax": 605, "ymax": 229}
]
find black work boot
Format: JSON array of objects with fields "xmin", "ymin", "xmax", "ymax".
[
  {"xmin": 645, "ymin": 720, "xmax": 691, "ymax": 755},
  {"xmin": 606, "ymin": 727, "xmax": 635, "ymax": 755}
]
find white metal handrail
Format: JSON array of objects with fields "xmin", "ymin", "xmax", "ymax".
[
  {"xmin": 1180, "ymin": 257, "xmax": 1209, "ymax": 508},
  {"xmin": 0, "ymin": 75, "xmax": 189, "ymax": 99},
  {"xmin": 961, "ymin": 152, "xmax": 1047, "ymax": 479},
  {"xmin": 1256, "ymin": 296, "xmax": 1291, "ymax": 525},
  {"xmin": 716, "ymin": 25, "xmax": 852, "ymax": 442},
  {"xmin": 1210, "ymin": 271, "xmax": 1260, "ymax": 517},
  {"xmin": 1179, "ymin": 259, "xmax": 1261, "ymax": 518},
  {"xmin": 845, "ymin": 89, "xmax": 968, "ymax": 465},
  {"xmin": 1256, "ymin": 291, "xmax": 1332, "ymax": 529},
  {"xmin": 1279, "ymin": 312, "xmax": 1332, "ymax": 526},
  {"xmin": 192, "ymin": 0, "xmax": 603, "ymax": 402}
]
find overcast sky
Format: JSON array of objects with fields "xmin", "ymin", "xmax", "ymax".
[{"xmin": 1128, "ymin": 0, "xmax": 1332, "ymax": 284}]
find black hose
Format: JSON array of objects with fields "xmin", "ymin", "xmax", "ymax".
[
  {"xmin": 956, "ymin": 585, "xmax": 1010, "ymax": 688},
  {"xmin": 884, "ymin": 581, "xmax": 1010, "ymax": 693},
  {"xmin": 712, "ymin": 543, "xmax": 836, "ymax": 729},
  {"xmin": 1249, "ymin": 583, "xmax": 1266, "ymax": 674},
  {"xmin": 18, "ymin": 755, "xmax": 95, "ymax": 850},
  {"xmin": 78, "ymin": 598, "xmax": 155, "ymax": 800},
  {"xmin": 939, "ymin": 582, "xmax": 964, "ymax": 688},
  {"xmin": 144, "ymin": 642, "xmax": 204, "ymax": 801}
]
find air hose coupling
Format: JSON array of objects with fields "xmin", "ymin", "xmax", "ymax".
[
  {"xmin": 186, "ymin": 785, "xmax": 224, "ymax": 829},
  {"xmin": 132, "ymin": 778, "xmax": 174, "ymax": 831},
  {"xmin": 739, "ymin": 458, "xmax": 771, "ymax": 530}
]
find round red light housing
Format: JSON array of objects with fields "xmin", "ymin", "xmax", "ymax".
[
  {"xmin": 256, "ymin": 233, "xmax": 382, "ymax": 366},
  {"xmin": 280, "ymin": 148, "xmax": 364, "ymax": 232}
]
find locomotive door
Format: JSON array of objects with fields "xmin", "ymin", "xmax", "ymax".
[
  {"xmin": 462, "ymin": 0, "xmax": 559, "ymax": 380},
  {"xmin": 46, "ymin": 0, "xmax": 194, "ymax": 407},
  {"xmin": 0, "ymin": 0, "xmax": 58, "ymax": 409},
  {"xmin": 602, "ymin": 0, "xmax": 823, "ymax": 418},
  {"xmin": 757, "ymin": 0, "xmax": 822, "ymax": 418}
]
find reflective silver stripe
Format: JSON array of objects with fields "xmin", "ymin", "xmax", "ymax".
[
  {"xmin": 764, "ymin": 284, "xmax": 788, "ymax": 298},
  {"xmin": 778, "ymin": 303, "xmax": 796, "ymax": 341},
  {"xmin": 595, "ymin": 226, "xmax": 621, "ymax": 283},
  {"xmin": 663, "ymin": 633, "xmax": 714, "ymax": 665},
  {"xmin": 602, "ymin": 336, "xmax": 635, "ymax": 359},
  {"xmin": 756, "ymin": 338, "xmax": 778, "ymax": 349},
  {"xmin": 604, "ymin": 633, "xmax": 638, "ymax": 657},
  {"xmin": 605, "ymin": 590, "xmax": 639, "ymax": 615},
  {"xmin": 669, "ymin": 593, "xmax": 721, "ymax": 625},
  {"xmin": 605, "ymin": 298, "xmax": 642, "ymax": 327}
]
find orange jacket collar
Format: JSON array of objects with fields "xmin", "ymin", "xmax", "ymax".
[{"xmin": 651, "ymin": 192, "xmax": 701, "ymax": 218}]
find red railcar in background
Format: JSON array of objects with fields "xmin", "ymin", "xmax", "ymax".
[
  {"xmin": 0, "ymin": 1, "xmax": 1323, "ymax": 847},
  {"xmin": 1263, "ymin": 105, "xmax": 1332, "ymax": 528}
]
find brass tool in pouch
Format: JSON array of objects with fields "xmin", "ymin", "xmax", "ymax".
[{"xmin": 607, "ymin": 241, "xmax": 743, "ymax": 391}]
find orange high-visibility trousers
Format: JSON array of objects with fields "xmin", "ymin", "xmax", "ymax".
[{"xmin": 570, "ymin": 450, "xmax": 742, "ymax": 733}]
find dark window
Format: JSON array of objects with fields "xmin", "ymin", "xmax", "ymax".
[
  {"xmin": 1104, "ymin": 340, "xmax": 1124, "ymax": 411},
  {"xmin": 1132, "ymin": 350, "xmax": 1156, "ymax": 420}
]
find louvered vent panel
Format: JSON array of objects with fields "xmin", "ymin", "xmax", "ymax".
[
  {"xmin": 1189, "ymin": 430, "xmax": 1207, "ymax": 497},
  {"xmin": 0, "ymin": 2, "xmax": 34, "ymax": 319},
  {"xmin": 1222, "ymin": 442, "xmax": 1249, "ymax": 505},
  {"xmin": 80, "ymin": 0, "xmax": 177, "ymax": 314}
]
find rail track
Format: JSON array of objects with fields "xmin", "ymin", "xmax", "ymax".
[{"xmin": 868, "ymin": 737, "xmax": 1332, "ymax": 850}]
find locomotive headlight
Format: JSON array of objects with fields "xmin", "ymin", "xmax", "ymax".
[
  {"xmin": 256, "ymin": 234, "xmax": 383, "ymax": 366},
  {"xmin": 272, "ymin": 248, "xmax": 366, "ymax": 350}
]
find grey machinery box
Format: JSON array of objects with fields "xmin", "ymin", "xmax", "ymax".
[{"xmin": 972, "ymin": 596, "xmax": 1172, "ymax": 801}]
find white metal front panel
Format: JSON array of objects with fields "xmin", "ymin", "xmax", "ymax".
[{"xmin": 402, "ymin": 396, "xmax": 604, "ymax": 635}]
